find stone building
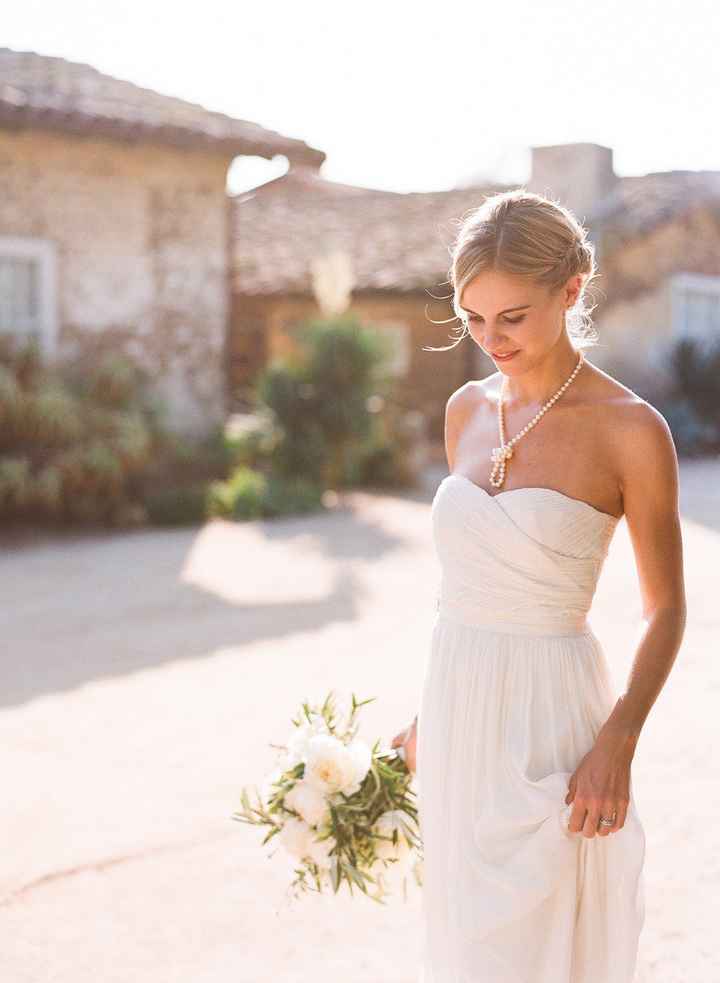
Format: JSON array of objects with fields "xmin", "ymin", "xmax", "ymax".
[
  {"xmin": 231, "ymin": 143, "xmax": 720, "ymax": 442},
  {"xmin": 0, "ymin": 46, "xmax": 323, "ymax": 436}
]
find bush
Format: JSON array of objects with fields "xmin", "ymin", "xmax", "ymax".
[
  {"xmin": 0, "ymin": 335, "xmax": 157, "ymax": 527},
  {"xmin": 223, "ymin": 409, "xmax": 282, "ymax": 471},
  {"xmin": 259, "ymin": 473, "xmax": 325, "ymax": 517},
  {"xmin": 203, "ymin": 313, "xmax": 428, "ymax": 523},
  {"xmin": 208, "ymin": 465, "xmax": 266, "ymax": 519},
  {"xmin": 207, "ymin": 465, "xmax": 325, "ymax": 520},
  {"xmin": 659, "ymin": 397, "xmax": 718, "ymax": 457},
  {"xmin": 143, "ymin": 483, "xmax": 210, "ymax": 526},
  {"xmin": 649, "ymin": 335, "xmax": 720, "ymax": 456},
  {"xmin": 253, "ymin": 312, "xmax": 417, "ymax": 492}
]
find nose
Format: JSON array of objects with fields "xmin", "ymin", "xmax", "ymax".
[{"xmin": 483, "ymin": 333, "xmax": 509, "ymax": 352}]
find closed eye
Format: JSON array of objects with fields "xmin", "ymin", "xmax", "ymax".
[{"xmin": 468, "ymin": 315, "xmax": 526, "ymax": 325}]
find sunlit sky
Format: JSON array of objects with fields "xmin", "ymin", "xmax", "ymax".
[{"xmin": 4, "ymin": 0, "xmax": 719, "ymax": 195}]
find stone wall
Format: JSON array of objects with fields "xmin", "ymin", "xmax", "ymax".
[{"xmin": 0, "ymin": 128, "xmax": 232, "ymax": 436}]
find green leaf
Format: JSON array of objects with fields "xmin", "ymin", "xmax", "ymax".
[{"xmin": 330, "ymin": 856, "xmax": 341, "ymax": 894}]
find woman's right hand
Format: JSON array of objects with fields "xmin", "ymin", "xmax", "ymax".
[{"xmin": 391, "ymin": 717, "xmax": 417, "ymax": 774}]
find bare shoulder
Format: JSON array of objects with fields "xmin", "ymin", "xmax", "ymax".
[
  {"xmin": 444, "ymin": 373, "xmax": 499, "ymax": 468},
  {"xmin": 615, "ymin": 398, "xmax": 679, "ymax": 506},
  {"xmin": 584, "ymin": 362, "xmax": 679, "ymax": 505},
  {"xmin": 445, "ymin": 372, "xmax": 499, "ymax": 425}
]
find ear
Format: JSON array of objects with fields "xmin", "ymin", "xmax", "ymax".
[{"xmin": 565, "ymin": 272, "xmax": 584, "ymax": 308}]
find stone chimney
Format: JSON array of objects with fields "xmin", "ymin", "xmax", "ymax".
[{"xmin": 526, "ymin": 143, "xmax": 619, "ymax": 224}]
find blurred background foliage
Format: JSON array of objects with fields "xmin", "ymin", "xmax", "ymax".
[
  {"xmin": 0, "ymin": 312, "xmax": 426, "ymax": 529},
  {"xmin": 641, "ymin": 334, "xmax": 720, "ymax": 457},
  {"xmin": 207, "ymin": 312, "xmax": 426, "ymax": 521}
]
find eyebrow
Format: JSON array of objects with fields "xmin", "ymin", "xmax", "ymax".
[{"xmin": 460, "ymin": 304, "xmax": 532, "ymax": 316}]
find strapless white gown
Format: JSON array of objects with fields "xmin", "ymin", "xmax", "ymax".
[{"xmin": 417, "ymin": 474, "xmax": 646, "ymax": 983}]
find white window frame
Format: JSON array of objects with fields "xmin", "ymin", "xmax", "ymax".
[
  {"xmin": 670, "ymin": 272, "xmax": 720, "ymax": 348},
  {"xmin": 0, "ymin": 236, "xmax": 58, "ymax": 357}
]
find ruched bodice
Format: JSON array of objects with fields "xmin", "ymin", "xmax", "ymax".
[{"xmin": 432, "ymin": 474, "xmax": 620, "ymax": 635}]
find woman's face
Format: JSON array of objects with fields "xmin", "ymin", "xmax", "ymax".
[{"xmin": 460, "ymin": 270, "xmax": 578, "ymax": 374}]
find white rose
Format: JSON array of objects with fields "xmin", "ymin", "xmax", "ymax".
[
  {"xmin": 284, "ymin": 780, "xmax": 331, "ymax": 827},
  {"xmin": 304, "ymin": 734, "xmax": 372, "ymax": 795},
  {"xmin": 278, "ymin": 816, "xmax": 335, "ymax": 870},
  {"xmin": 344, "ymin": 739, "xmax": 373, "ymax": 792},
  {"xmin": 283, "ymin": 719, "xmax": 327, "ymax": 768},
  {"xmin": 278, "ymin": 817, "xmax": 315, "ymax": 860}
]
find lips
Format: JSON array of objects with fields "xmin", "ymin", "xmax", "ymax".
[{"xmin": 491, "ymin": 350, "xmax": 519, "ymax": 360}]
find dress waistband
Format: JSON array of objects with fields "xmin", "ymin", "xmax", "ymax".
[{"xmin": 436, "ymin": 601, "xmax": 591, "ymax": 638}]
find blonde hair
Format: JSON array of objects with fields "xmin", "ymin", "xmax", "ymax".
[{"xmin": 427, "ymin": 188, "xmax": 600, "ymax": 352}]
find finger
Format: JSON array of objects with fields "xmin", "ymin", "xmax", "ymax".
[
  {"xmin": 609, "ymin": 799, "xmax": 628, "ymax": 833},
  {"xmin": 582, "ymin": 807, "xmax": 600, "ymax": 838},
  {"xmin": 596, "ymin": 801, "xmax": 617, "ymax": 837},
  {"xmin": 567, "ymin": 802, "xmax": 587, "ymax": 834}
]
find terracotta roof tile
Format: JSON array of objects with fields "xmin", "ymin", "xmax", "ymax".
[
  {"xmin": 232, "ymin": 165, "xmax": 511, "ymax": 295},
  {"xmin": 0, "ymin": 46, "xmax": 324, "ymax": 164}
]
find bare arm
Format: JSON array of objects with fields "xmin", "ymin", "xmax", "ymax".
[
  {"xmin": 597, "ymin": 402, "xmax": 687, "ymax": 748},
  {"xmin": 565, "ymin": 402, "xmax": 687, "ymax": 837}
]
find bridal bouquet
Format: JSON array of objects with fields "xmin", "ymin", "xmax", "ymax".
[{"xmin": 232, "ymin": 690, "xmax": 423, "ymax": 904}]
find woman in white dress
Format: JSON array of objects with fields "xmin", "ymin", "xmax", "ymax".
[{"xmin": 392, "ymin": 190, "xmax": 687, "ymax": 983}]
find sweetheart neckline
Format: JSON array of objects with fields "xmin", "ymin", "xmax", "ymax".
[{"xmin": 443, "ymin": 473, "xmax": 621, "ymax": 523}]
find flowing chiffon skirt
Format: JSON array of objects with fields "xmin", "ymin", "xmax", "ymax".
[{"xmin": 417, "ymin": 616, "xmax": 646, "ymax": 983}]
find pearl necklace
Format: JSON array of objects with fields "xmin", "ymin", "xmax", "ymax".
[{"xmin": 489, "ymin": 349, "xmax": 586, "ymax": 489}]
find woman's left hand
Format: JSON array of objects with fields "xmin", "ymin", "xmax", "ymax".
[{"xmin": 564, "ymin": 728, "xmax": 637, "ymax": 838}]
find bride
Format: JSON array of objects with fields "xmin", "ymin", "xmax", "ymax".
[{"xmin": 392, "ymin": 189, "xmax": 687, "ymax": 982}]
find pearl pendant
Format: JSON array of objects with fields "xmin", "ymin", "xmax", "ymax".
[
  {"xmin": 489, "ymin": 444, "xmax": 512, "ymax": 487},
  {"xmin": 489, "ymin": 350, "xmax": 585, "ymax": 487},
  {"xmin": 490, "ymin": 445, "xmax": 514, "ymax": 464}
]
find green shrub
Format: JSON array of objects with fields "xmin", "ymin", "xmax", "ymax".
[
  {"xmin": 254, "ymin": 312, "xmax": 411, "ymax": 491},
  {"xmin": 259, "ymin": 473, "xmax": 325, "ymax": 516},
  {"xmin": 206, "ymin": 464, "xmax": 325, "ymax": 520},
  {"xmin": 223, "ymin": 409, "xmax": 283, "ymax": 472},
  {"xmin": 144, "ymin": 483, "xmax": 210, "ymax": 526},
  {"xmin": 648, "ymin": 334, "xmax": 720, "ymax": 456},
  {"xmin": 0, "ymin": 336, "xmax": 157, "ymax": 526},
  {"xmin": 654, "ymin": 395, "xmax": 718, "ymax": 457},
  {"xmin": 207, "ymin": 465, "xmax": 267, "ymax": 520}
]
